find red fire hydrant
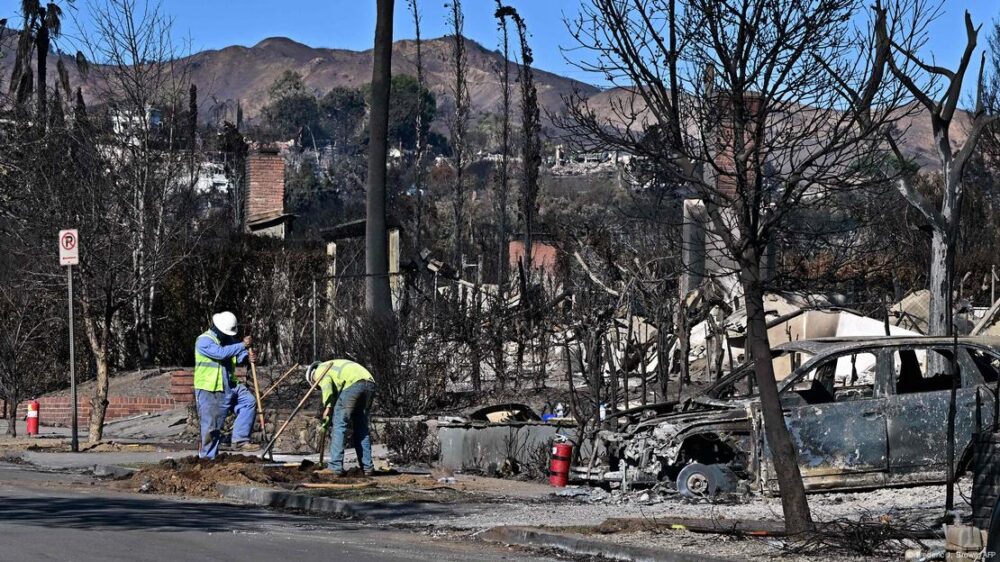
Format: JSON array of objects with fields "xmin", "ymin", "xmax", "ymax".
[
  {"xmin": 26, "ymin": 400, "xmax": 39, "ymax": 436},
  {"xmin": 549, "ymin": 441, "xmax": 573, "ymax": 487}
]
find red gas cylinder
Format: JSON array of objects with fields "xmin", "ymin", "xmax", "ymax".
[
  {"xmin": 549, "ymin": 441, "xmax": 573, "ymax": 487},
  {"xmin": 26, "ymin": 400, "xmax": 39, "ymax": 436}
]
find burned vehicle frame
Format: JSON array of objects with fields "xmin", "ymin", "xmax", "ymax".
[{"xmin": 583, "ymin": 337, "xmax": 1000, "ymax": 497}]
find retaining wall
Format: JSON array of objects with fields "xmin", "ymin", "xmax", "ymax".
[{"xmin": 1, "ymin": 369, "xmax": 196, "ymax": 426}]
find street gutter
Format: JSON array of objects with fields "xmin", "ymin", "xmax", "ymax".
[
  {"xmin": 216, "ymin": 483, "xmax": 732, "ymax": 562},
  {"xmin": 479, "ymin": 526, "xmax": 730, "ymax": 562}
]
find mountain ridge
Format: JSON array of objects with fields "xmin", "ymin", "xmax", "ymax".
[
  {"xmin": 0, "ymin": 33, "xmax": 966, "ymax": 169},
  {"xmin": 181, "ymin": 34, "xmax": 600, "ymax": 125}
]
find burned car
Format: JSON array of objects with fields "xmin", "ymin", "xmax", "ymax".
[{"xmin": 586, "ymin": 336, "xmax": 1000, "ymax": 498}]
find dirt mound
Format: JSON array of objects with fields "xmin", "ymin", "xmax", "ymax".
[{"xmin": 114, "ymin": 454, "xmax": 346, "ymax": 497}]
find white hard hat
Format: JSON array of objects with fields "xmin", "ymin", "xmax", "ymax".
[
  {"xmin": 212, "ymin": 311, "xmax": 238, "ymax": 336},
  {"xmin": 306, "ymin": 361, "xmax": 321, "ymax": 384}
]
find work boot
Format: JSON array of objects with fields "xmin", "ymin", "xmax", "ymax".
[
  {"xmin": 316, "ymin": 468, "xmax": 346, "ymax": 477},
  {"xmin": 232, "ymin": 441, "xmax": 260, "ymax": 452}
]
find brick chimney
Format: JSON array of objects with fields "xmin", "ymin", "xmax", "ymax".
[
  {"xmin": 713, "ymin": 93, "xmax": 762, "ymax": 199},
  {"xmin": 244, "ymin": 146, "xmax": 290, "ymax": 238}
]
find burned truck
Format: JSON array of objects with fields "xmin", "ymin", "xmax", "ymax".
[{"xmin": 584, "ymin": 337, "xmax": 1000, "ymax": 497}]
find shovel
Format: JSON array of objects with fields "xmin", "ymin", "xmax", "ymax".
[
  {"xmin": 248, "ymin": 350, "xmax": 269, "ymax": 443},
  {"xmin": 261, "ymin": 361, "xmax": 333, "ymax": 460}
]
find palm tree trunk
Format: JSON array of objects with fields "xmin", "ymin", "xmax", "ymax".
[{"xmin": 36, "ymin": 23, "xmax": 49, "ymax": 124}]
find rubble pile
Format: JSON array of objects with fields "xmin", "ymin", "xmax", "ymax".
[{"xmin": 554, "ymin": 483, "xmax": 757, "ymax": 507}]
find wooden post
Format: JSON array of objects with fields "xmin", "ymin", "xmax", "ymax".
[
  {"xmin": 389, "ymin": 227, "xmax": 400, "ymax": 311},
  {"xmin": 325, "ymin": 242, "xmax": 337, "ymax": 325}
]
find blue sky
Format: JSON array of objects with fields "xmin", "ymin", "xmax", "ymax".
[{"xmin": 3, "ymin": 0, "xmax": 999, "ymax": 90}]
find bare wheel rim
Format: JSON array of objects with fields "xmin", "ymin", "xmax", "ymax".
[{"xmin": 686, "ymin": 471, "xmax": 710, "ymax": 496}]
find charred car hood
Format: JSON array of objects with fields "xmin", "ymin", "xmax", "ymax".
[
  {"xmin": 627, "ymin": 401, "xmax": 751, "ymax": 436},
  {"xmin": 615, "ymin": 403, "xmax": 753, "ymax": 468}
]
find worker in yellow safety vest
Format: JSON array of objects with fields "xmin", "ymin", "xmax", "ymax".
[
  {"xmin": 194, "ymin": 311, "xmax": 258, "ymax": 459},
  {"xmin": 307, "ymin": 360, "xmax": 376, "ymax": 475}
]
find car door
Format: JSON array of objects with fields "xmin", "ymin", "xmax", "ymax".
[
  {"xmin": 886, "ymin": 346, "xmax": 988, "ymax": 477},
  {"xmin": 778, "ymin": 350, "xmax": 890, "ymax": 483}
]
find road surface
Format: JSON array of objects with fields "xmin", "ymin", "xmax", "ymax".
[{"xmin": 0, "ymin": 464, "xmax": 557, "ymax": 562}]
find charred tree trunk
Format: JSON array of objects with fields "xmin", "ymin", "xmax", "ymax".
[
  {"xmin": 674, "ymin": 299, "xmax": 690, "ymax": 402},
  {"xmin": 407, "ymin": 0, "xmax": 428, "ymax": 252},
  {"xmin": 927, "ymin": 180, "xmax": 956, "ymax": 339},
  {"xmin": 449, "ymin": 0, "xmax": 468, "ymax": 267},
  {"xmin": 494, "ymin": 2, "xmax": 512, "ymax": 288},
  {"xmin": 740, "ymin": 257, "xmax": 813, "ymax": 534},
  {"xmin": 36, "ymin": 20, "xmax": 49, "ymax": 124},
  {"xmin": 365, "ymin": 0, "xmax": 394, "ymax": 316},
  {"xmin": 505, "ymin": 8, "xmax": 540, "ymax": 277},
  {"xmin": 5, "ymin": 399, "xmax": 17, "ymax": 437}
]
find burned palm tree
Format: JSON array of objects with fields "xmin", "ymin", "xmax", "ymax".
[
  {"xmin": 11, "ymin": 1, "xmax": 62, "ymax": 122},
  {"xmin": 496, "ymin": 5, "xmax": 541, "ymax": 276}
]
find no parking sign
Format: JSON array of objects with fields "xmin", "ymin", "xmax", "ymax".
[{"xmin": 59, "ymin": 229, "xmax": 79, "ymax": 266}]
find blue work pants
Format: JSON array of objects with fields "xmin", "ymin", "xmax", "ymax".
[
  {"xmin": 196, "ymin": 384, "xmax": 257, "ymax": 459},
  {"xmin": 328, "ymin": 380, "xmax": 376, "ymax": 472}
]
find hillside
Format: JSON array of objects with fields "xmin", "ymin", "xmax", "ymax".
[
  {"xmin": 0, "ymin": 34, "xmax": 598, "ymax": 127},
  {"xmin": 178, "ymin": 36, "xmax": 599, "ymax": 125},
  {"xmin": 0, "ymin": 33, "xmax": 968, "ymax": 169}
]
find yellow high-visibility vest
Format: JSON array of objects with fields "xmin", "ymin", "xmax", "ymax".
[
  {"xmin": 311, "ymin": 359, "xmax": 374, "ymax": 406},
  {"xmin": 193, "ymin": 331, "xmax": 238, "ymax": 392}
]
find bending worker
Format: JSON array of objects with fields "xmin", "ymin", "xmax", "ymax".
[
  {"xmin": 307, "ymin": 359, "xmax": 377, "ymax": 475},
  {"xmin": 194, "ymin": 311, "xmax": 258, "ymax": 458}
]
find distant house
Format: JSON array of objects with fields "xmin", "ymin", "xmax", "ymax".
[{"xmin": 110, "ymin": 106, "xmax": 162, "ymax": 145}]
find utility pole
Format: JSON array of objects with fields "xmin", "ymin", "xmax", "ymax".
[{"xmin": 364, "ymin": 0, "xmax": 395, "ymax": 316}]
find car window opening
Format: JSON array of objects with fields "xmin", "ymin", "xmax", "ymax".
[
  {"xmin": 968, "ymin": 349, "xmax": 1000, "ymax": 383},
  {"xmin": 789, "ymin": 352, "xmax": 877, "ymax": 405},
  {"xmin": 894, "ymin": 349, "xmax": 959, "ymax": 395}
]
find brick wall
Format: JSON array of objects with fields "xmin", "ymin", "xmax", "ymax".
[
  {"xmin": 509, "ymin": 240, "xmax": 559, "ymax": 279},
  {"xmin": 245, "ymin": 148, "xmax": 285, "ymax": 223},
  {"xmin": 169, "ymin": 370, "xmax": 195, "ymax": 404},
  {"xmin": 7, "ymin": 396, "xmax": 178, "ymax": 427}
]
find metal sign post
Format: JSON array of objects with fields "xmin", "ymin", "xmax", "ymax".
[{"xmin": 59, "ymin": 229, "xmax": 79, "ymax": 452}]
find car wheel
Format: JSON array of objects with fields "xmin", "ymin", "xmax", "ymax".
[{"xmin": 676, "ymin": 463, "xmax": 737, "ymax": 499}]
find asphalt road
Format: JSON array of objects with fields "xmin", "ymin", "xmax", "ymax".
[{"xmin": 0, "ymin": 465, "xmax": 557, "ymax": 562}]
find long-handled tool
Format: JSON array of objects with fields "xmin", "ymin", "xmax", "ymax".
[
  {"xmin": 260, "ymin": 363, "xmax": 300, "ymax": 401},
  {"xmin": 261, "ymin": 362, "xmax": 332, "ymax": 460},
  {"xmin": 317, "ymin": 410, "xmax": 331, "ymax": 465},
  {"xmin": 248, "ymin": 350, "xmax": 268, "ymax": 443}
]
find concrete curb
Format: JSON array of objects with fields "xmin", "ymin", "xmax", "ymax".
[
  {"xmin": 479, "ymin": 526, "xmax": 729, "ymax": 562},
  {"xmin": 216, "ymin": 484, "xmax": 358, "ymax": 517},
  {"xmin": 215, "ymin": 484, "xmax": 468, "ymax": 521},
  {"xmin": 91, "ymin": 464, "xmax": 135, "ymax": 479}
]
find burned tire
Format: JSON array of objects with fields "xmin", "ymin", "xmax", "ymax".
[{"xmin": 676, "ymin": 463, "xmax": 737, "ymax": 499}]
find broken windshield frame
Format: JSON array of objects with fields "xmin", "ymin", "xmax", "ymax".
[{"xmin": 692, "ymin": 341, "xmax": 1000, "ymax": 407}]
